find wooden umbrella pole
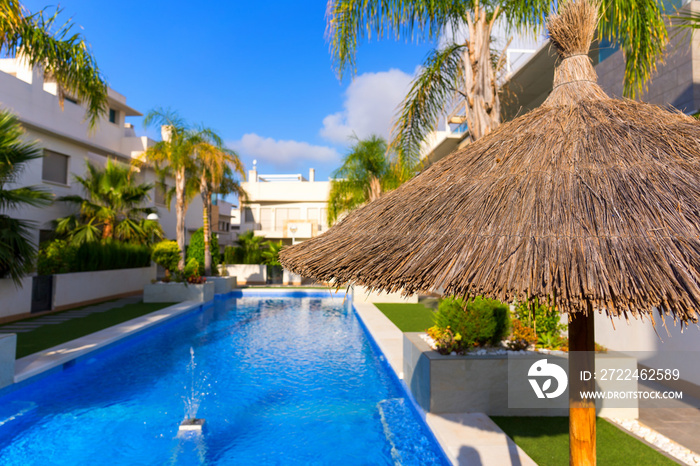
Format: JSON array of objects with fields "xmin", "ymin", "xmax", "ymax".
[{"xmin": 568, "ymin": 302, "xmax": 596, "ymax": 466}]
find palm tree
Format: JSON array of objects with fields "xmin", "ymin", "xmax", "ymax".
[
  {"xmin": 0, "ymin": 0, "xmax": 108, "ymax": 127},
  {"xmin": 191, "ymin": 131, "xmax": 246, "ymax": 276},
  {"xmin": 327, "ymin": 135, "xmax": 406, "ymax": 224},
  {"xmin": 327, "ymin": 0, "xmax": 667, "ymax": 158},
  {"xmin": 55, "ymin": 159, "xmax": 161, "ymax": 245},
  {"xmin": 0, "ymin": 110, "xmax": 52, "ymax": 285},
  {"xmin": 262, "ymin": 240, "xmax": 283, "ymax": 266},
  {"xmin": 139, "ymin": 108, "xmax": 203, "ymax": 271},
  {"xmin": 232, "ymin": 230, "xmax": 265, "ymax": 264}
]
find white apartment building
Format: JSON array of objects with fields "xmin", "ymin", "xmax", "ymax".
[
  {"xmin": 237, "ymin": 163, "xmax": 330, "ymax": 245},
  {"xmin": 423, "ymin": 1, "xmax": 699, "ymax": 165},
  {"xmin": 0, "ymin": 58, "xmax": 203, "ymax": 246},
  {"xmin": 211, "ymin": 198, "xmax": 236, "ymax": 249}
]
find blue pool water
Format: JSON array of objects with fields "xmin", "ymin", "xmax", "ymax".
[{"xmin": 0, "ymin": 293, "xmax": 448, "ymax": 465}]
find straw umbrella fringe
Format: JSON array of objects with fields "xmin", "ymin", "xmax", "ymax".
[{"xmin": 281, "ymin": 2, "xmax": 700, "ymax": 326}]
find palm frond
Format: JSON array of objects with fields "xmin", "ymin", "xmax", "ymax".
[
  {"xmin": 0, "ymin": 3, "xmax": 108, "ymax": 128},
  {"xmin": 391, "ymin": 42, "xmax": 465, "ymax": 163},
  {"xmin": 327, "ymin": 0, "xmax": 468, "ymax": 78},
  {"xmin": 0, "ymin": 215, "xmax": 36, "ymax": 285},
  {"xmin": 0, "ymin": 186, "xmax": 52, "ymax": 210},
  {"xmin": 598, "ymin": 0, "xmax": 668, "ymax": 98}
]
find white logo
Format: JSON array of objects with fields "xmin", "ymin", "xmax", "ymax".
[{"xmin": 528, "ymin": 359, "xmax": 568, "ymax": 399}]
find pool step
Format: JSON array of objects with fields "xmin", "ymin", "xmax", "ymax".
[{"xmin": 377, "ymin": 398, "xmax": 444, "ymax": 466}]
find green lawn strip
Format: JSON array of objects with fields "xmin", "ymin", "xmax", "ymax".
[
  {"xmin": 5, "ymin": 301, "xmax": 174, "ymax": 358},
  {"xmin": 373, "ymin": 303, "xmax": 436, "ymax": 332},
  {"xmin": 490, "ymin": 417, "xmax": 676, "ymax": 465}
]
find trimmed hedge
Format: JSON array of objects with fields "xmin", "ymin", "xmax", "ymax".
[{"xmin": 38, "ymin": 240, "xmax": 151, "ymax": 275}]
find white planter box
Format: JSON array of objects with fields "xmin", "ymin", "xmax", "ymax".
[
  {"xmin": 53, "ymin": 265, "xmax": 156, "ymax": 309},
  {"xmin": 143, "ymin": 282, "xmax": 215, "ymax": 303},
  {"xmin": 220, "ymin": 264, "xmax": 266, "ymax": 285},
  {"xmin": 204, "ymin": 276, "xmax": 237, "ymax": 294},
  {"xmin": 0, "ymin": 333, "xmax": 16, "ymax": 389},
  {"xmin": 403, "ymin": 333, "xmax": 638, "ymax": 419}
]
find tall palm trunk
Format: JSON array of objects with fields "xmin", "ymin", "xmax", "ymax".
[
  {"xmin": 463, "ymin": 5, "xmax": 500, "ymax": 142},
  {"xmin": 175, "ymin": 166, "xmax": 186, "ymax": 271},
  {"xmin": 368, "ymin": 176, "xmax": 382, "ymax": 202},
  {"xmin": 200, "ymin": 173, "xmax": 212, "ymax": 276},
  {"xmin": 102, "ymin": 219, "xmax": 113, "ymax": 240}
]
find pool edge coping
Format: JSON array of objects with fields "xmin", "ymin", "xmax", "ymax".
[{"xmin": 11, "ymin": 300, "xmax": 208, "ymax": 389}]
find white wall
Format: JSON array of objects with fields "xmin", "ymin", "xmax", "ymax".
[
  {"xmin": 222, "ymin": 264, "xmax": 266, "ymax": 285},
  {"xmin": 0, "ymin": 60, "xmax": 203, "ymax": 246},
  {"xmin": 0, "ymin": 277, "xmax": 32, "ymax": 318},
  {"xmin": 595, "ymin": 311, "xmax": 700, "ymax": 388},
  {"xmin": 353, "ymin": 286, "xmax": 419, "ymax": 304},
  {"xmin": 53, "ymin": 265, "xmax": 156, "ymax": 309}
]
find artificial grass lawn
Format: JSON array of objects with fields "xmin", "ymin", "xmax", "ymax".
[
  {"xmin": 491, "ymin": 417, "xmax": 676, "ymax": 465},
  {"xmin": 374, "ymin": 302, "xmax": 436, "ymax": 332},
  {"xmin": 4, "ymin": 300, "xmax": 174, "ymax": 358}
]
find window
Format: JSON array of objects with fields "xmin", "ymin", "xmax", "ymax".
[
  {"xmin": 109, "ymin": 108, "xmax": 118, "ymax": 124},
  {"xmin": 42, "ymin": 149, "xmax": 69, "ymax": 184},
  {"xmin": 244, "ymin": 207, "xmax": 256, "ymax": 224}
]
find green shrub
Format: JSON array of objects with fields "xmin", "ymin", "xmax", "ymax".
[
  {"xmin": 429, "ymin": 296, "xmax": 510, "ymax": 354},
  {"xmin": 37, "ymin": 240, "xmax": 77, "ymax": 275},
  {"xmin": 152, "ymin": 240, "xmax": 181, "ymax": 274},
  {"xmin": 262, "ymin": 240, "xmax": 283, "ymax": 266},
  {"xmin": 184, "ymin": 257, "xmax": 199, "ymax": 278},
  {"xmin": 223, "ymin": 246, "xmax": 236, "ymax": 264},
  {"xmin": 186, "ymin": 228, "xmax": 220, "ymax": 273},
  {"xmin": 513, "ymin": 298, "xmax": 565, "ymax": 338}
]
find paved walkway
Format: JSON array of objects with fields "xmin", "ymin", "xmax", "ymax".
[
  {"xmin": 13, "ymin": 300, "xmax": 200, "ymax": 383},
  {"xmin": 637, "ymin": 379, "xmax": 700, "ymax": 455},
  {"xmin": 0, "ymin": 296, "xmax": 142, "ymax": 333}
]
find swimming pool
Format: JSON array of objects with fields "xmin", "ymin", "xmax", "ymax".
[{"xmin": 0, "ymin": 291, "xmax": 448, "ymax": 465}]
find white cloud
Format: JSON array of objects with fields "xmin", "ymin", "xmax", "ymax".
[
  {"xmin": 229, "ymin": 133, "xmax": 340, "ymax": 171},
  {"xmin": 320, "ymin": 68, "xmax": 414, "ymax": 145}
]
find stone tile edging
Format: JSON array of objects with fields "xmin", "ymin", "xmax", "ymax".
[{"xmin": 13, "ymin": 300, "xmax": 204, "ymax": 385}]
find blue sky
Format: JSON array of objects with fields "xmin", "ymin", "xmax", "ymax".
[{"xmin": 24, "ymin": 0, "xmax": 435, "ymax": 180}]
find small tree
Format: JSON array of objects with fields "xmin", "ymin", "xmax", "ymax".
[
  {"xmin": 328, "ymin": 135, "xmax": 412, "ymax": 225},
  {"xmin": 151, "ymin": 240, "xmax": 180, "ymax": 277},
  {"xmin": 230, "ymin": 230, "xmax": 265, "ymax": 264},
  {"xmin": 55, "ymin": 160, "xmax": 160, "ymax": 245},
  {"xmin": 262, "ymin": 240, "xmax": 283, "ymax": 266}
]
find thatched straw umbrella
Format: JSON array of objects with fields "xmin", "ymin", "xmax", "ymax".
[{"xmin": 281, "ymin": 0, "xmax": 700, "ymax": 463}]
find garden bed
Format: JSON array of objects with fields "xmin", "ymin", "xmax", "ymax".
[
  {"xmin": 143, "ymin": 282, "xmax": 214, "ymax": 303},
  {"xmin": 403, "ymin": 332, "xmax": 638, "ymax": 418}
]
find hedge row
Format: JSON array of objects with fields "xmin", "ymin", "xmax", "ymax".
[{"xmin": 38, "ymin": 240, "xmax": 151, "ymax": 275}]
